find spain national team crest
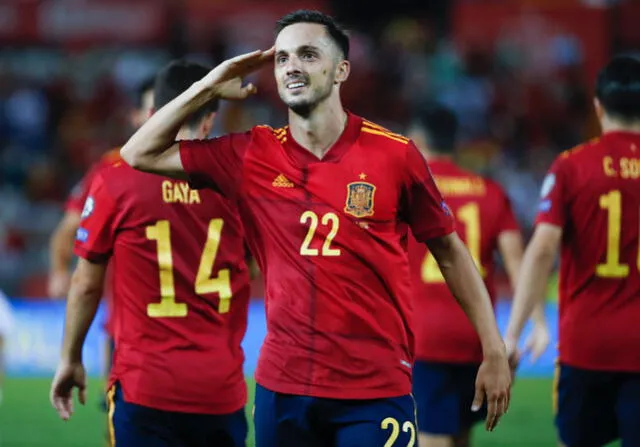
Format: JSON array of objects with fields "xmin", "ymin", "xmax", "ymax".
[{"xmin": 344, "ymin": 181, "xmax": 376, "ymax": 218}]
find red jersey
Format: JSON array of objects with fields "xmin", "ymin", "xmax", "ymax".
[
  {"xmin": 74, "ymin": 162, "xmax": 251, "ymax": 414},
  {"xmin": 66, "ymin": 148, "xmax": 120, "ymax": 336},
  {"xmin": 536, "ymin": 131, "xmax": 640, "ymax": 372},
  {"xmin": 179, "ymin": 113, "xmax": 455, "ymax": 399},
  {"xmin": 408, "ymin": 158, "xmax": 519, "ymax": 364}
]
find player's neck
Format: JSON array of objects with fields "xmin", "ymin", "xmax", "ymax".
[
  {"xmin": 601, "ymin": 116, "xmax": 640, "ymax": 134},
  {"xmin": 176, "ymin": 127, "xmax": 196, "ymax": 141},
  {"xmin": 288, "ymin": 100, "xmax": 348, "ymax": 159}
]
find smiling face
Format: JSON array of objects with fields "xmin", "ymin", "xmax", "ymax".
[{"xmin": 274, "ymin": 22, "xmax": 349, "ymax": 115}]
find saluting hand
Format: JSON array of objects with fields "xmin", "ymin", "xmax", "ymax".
[{"xmin": 201, "ymin": 48, "xmax": 276, "ymax": 100}]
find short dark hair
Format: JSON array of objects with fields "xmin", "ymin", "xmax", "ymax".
[
  {"xmin": 134, "ymin": 76, "xmax": 155, "ymax": 109},
  {"xmin": 154, "ymin": 60, "xmax": 218, "ymax": 128},
  {"xmin": 275, "ymin": 10, "xmax": 349, "ymax": 60},
  {"xmin": 413, "ymin": 104, "xmax": 458, "ymax": 154},
  {"xmin": 596, "ymin": 55, "xmax": 640, "ymax": 121}
]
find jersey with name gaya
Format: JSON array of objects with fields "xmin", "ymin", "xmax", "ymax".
[
  {"xmin": 409, "ymin": 158, "xmax": 519, "ymax": 364},
  {"xmin": 179, "ymin": 113, "xmax": 455, "ymax": 399},
  {"xmin": 537, "ymin": 131, "xmax": 640, "ymax": 372},
  {"xmin": 74, "ymin": 162, "xmax": 251, "ymax": 414}
]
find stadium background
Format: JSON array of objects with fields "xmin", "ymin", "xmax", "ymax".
[{"xmin": 0, "ymin": 0, "xmax": 637, "ymax": 445}]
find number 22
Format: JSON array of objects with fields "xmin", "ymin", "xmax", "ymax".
[
  {"xmin": 145, "ymin": 218, "xmax": 232, "ymax": 317},
  {"xmin": 381, "ymin": 417, "xmax": 416, "ymax": 447},
  {"xmin": 299, "ymin": 211, "xmax": 341, "ymax": 256}
]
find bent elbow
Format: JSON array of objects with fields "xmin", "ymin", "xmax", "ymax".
[{"xmin": 120, "ymin": 145, "xmax": 142, "ymax": 170}]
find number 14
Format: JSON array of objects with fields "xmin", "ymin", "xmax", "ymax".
[{"xmin": 145, "ymin": 219, "xmax": 232, "ymax": 317}]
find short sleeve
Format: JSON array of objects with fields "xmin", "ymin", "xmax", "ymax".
[
  {"xmin": 73, "ymin": 173, "xmax": 120, "ymax": 263},
  {"xmin": 179, "ymin": 131, "xmax": 252, "ymax": 199},
  {"xmin": 65, "ymin": 166, "xmax": 98, "ymax": 213},
  {"xmin": 495, "ymin": 185, "xmax": 520, "ymax": 234},
  {"xmin": 535, "ymin": 156, "xmax": 570, "ymax": 227},
  {"xmin": 401, "ymin": 142, "xmax": 456, "ymax": 242}
]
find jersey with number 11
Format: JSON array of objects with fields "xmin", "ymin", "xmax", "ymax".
[
  {"xmin": 537, "ymin": 131, "xmax": 640, "ymax": 372},
  {"xmin": 408, "ymin": 158, "xmax": 519, "ymax": 364},
  {"xmin": 74, "ymin": 161, "xmax": 251, "ymax": 414}
]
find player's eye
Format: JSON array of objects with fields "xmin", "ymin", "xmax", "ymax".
[
  {"xmin": 277, "ymin": 55, "xmax": 288, "ymax": 64},
  {"xmin": 301, "ymin": 52, "xmax": 316, "ymax": 61}
]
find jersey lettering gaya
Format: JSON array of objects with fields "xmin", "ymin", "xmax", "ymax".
[
  {"xmin": 74, "ymin": 162, "xmax": 251, "ymax": 413},
  {"xmin": 409, "ymin": 158, "xmax": 519, "ymax": 364},
  {"xmin": 179, "ymin": 112, "xmax": 455, "ymax": 399},
  {"xmin": 537, "ymin": 131, "xmax": 640, "ymax": 372}
]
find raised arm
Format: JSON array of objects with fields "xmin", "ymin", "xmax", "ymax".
[{"xmin": 120, "ymin": 48, "xmax": 274, "ymax": 178}]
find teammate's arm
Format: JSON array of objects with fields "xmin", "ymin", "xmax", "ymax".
[
  {"xmin": 48, "ymin": 211, "xmax": 81, "ymax": 297},
  {"xmin": 121, "ymin": 49, "xmax": 273, "ymax": 177},
  {"xmin": 50, "ymin": 258, "xmax": 106, "ymax": 420},
  {"xmin": 498, "ymin": 229, "xmax": 550, "ymax": 363},
  {"xmin": 427, "ymin": 232, "xmax": 510, "ymax": 431},
  {"xmin": 504, "ymin": 223, "xmax": 561, "ymax": 355}
]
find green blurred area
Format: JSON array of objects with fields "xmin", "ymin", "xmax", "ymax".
[{"xmin": 0, "ymin": 376, "xmax": 619, "ymax": 447}]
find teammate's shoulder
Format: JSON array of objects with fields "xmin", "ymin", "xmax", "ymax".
[
  {"xmin": 557, "ymin": 137, "xmax": 602, "ymax": 162},
  {"xmin": 98, "ymin": 147, "xmax": 123, "ymax": 166},
  {"xmin": 359, "ymin": 119, "xmax": 411, "ymax": 146}
]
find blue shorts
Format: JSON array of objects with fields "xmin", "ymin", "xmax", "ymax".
[
  {"xmin": 412, "ymin": 361, "xmax": 486, "ymax": 435},
  {"xmin": 108, "ymin": 383, "xmax": 247, "ymax": 447},
  {"xmin": 555, "ymin": 364, "xmax": 640, "ymax": 447},
  {"xmin": 254, "ymin": 384, "xmax": 417, "ymax": 447}
]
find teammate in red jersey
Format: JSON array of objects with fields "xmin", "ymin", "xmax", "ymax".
[
  {"xmin": 50, "ymin": 61, "xmax": 251, "ymax": 447},
  {"xmin": 121, "ymin": 10, "xmax": 512, "ymax": 446},
  {"xmin": 407, "ymin": 105, "xmax": 549, "ymax": 447},
  {"xmin": 506, "ymin": 55, "xmax": 640, "ymax": 447},
  {"xmin": 48, "ymin": 78, "xmax": 155, "ymax": 298}
]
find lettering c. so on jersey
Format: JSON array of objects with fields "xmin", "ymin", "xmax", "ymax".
[{"xmin": 537, "ymin": 131, "xmax": 640, "ymax": 372}]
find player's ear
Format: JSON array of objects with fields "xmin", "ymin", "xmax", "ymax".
[
  {"xmin": 198, "ymin": 112, "xmax": 216, "ymax": 139},
  {"xmin": 593, "ymin": 98, "xmax": 605, "ymax": 123},
  {"xmin": 334, "ymin": 60, "xmax": 350, "ymax": 85}
]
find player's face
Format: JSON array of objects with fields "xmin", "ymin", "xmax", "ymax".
[
  {"xmin": 130, "ymin": 88, "xmax": 155, "ymax": 129},
  {"xmin": 274, "ymin": 23, "xmax": 347, "ymax": 114}
]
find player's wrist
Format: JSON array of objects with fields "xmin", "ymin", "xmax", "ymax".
[{"xmin": 482, "ymin": 339, "xmax": 507, "ymax": 360}]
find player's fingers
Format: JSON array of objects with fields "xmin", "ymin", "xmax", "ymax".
[
  {"xmin": 53, "ymin": 396, "xmax": 71, "ymax": 420},
  {"xmin": 486, "ymin": 395, "xmax": 498, "ymax": 431},
  {"xmin": 78, "ymin": 385, "xmax": 87, "ymax": 406},
  {"xmin": 471, "ymin": 383, "xmax": 484, "ymax": 412}
]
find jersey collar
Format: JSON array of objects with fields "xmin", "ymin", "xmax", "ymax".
[{"xmin": 283, "ymin": 111, "xmax": 363, "ymax": 166}]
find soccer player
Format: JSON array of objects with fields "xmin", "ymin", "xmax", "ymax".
[
  {"xmin": 407, "ymin": 105, "xmax": 549, "ymax": 447},
  {"xmin": 50, "ymin": 61, "xmax": 251, "ymax": 447},
  {"xmin": 47, "ymin": 77, "xmax": 155, "ymax": 422},
  {"xmin": 120, "ymin": 10, "xmax": 512, "ymax": 446},
  {"xmin": 47, "ymin": 77, "xmax": 155, "ymax": 298},
  {"xmin": 505, "ymin": 55, "xmax": 640, "ymax": 447}
]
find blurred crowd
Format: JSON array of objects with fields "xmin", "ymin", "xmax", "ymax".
[{"xmin": 0, "ymin": 0, "xmax": 627, "ymax": 296}]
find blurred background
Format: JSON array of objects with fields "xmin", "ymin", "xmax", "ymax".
[{"xmin": 0, "ymin": 0, "xmax": 637, "ymax": 445}]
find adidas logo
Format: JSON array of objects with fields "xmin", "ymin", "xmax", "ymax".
[{"xmin": 272, "ymin": 174, "xmax": 294, "ymax": 188}]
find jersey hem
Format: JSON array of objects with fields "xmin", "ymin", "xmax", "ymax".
[{"xmin": 255, "ymin": 376, "xmax": 411, "ymax": 400}]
